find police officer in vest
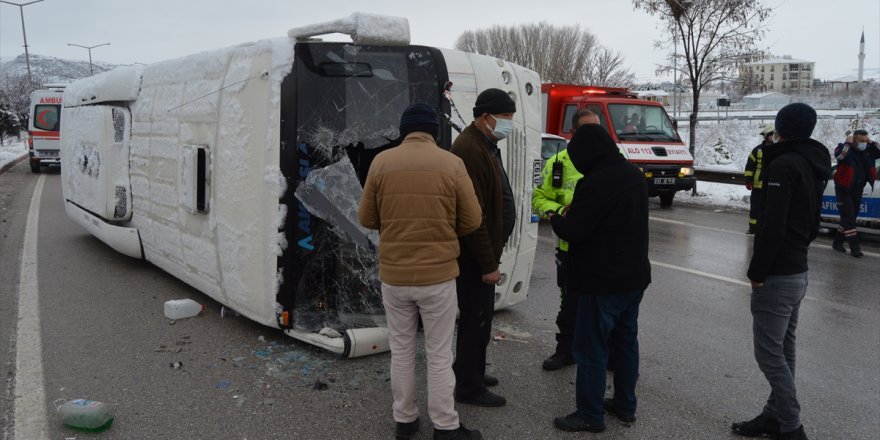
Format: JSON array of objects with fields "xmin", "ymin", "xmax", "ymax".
[
  {"xmin": 744, "ymin": 125, "xmax": 775, "ymax": 234},
  {"xmin": 532, "ymin": 108, "xmax": 600, "ymax": 370}
]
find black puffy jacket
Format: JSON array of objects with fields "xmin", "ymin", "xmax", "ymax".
[
  {"xmin": 549, "ymin": 124, "xmax": 651, "ymax": 295},
  {"xmin": 747, "ymin": 138, "xmax": 832, "ymax": 282}
]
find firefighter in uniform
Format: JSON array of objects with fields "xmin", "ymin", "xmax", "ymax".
[
  {"xmin": 744, "ymin": 125, "xmax": 775, "ymax": 234},
  {"xmin": 531, "ymin": 108, "xmax": 600, "ymax": 370}
]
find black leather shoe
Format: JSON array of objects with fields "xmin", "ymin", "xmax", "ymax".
[
  {"xmin": 483, "ymin": 374, "xmax": 498, "ymax": 387},
  {"xmin": 832, "ymin": 240, "xmax": 846, "ymax": 252},
  {"xmin": 731, "ymin": 413, "xmax": 780, "ymax": 437},
  {"xmin": 553, "ymin": 412, "xmax": 605, "ymax": 433},
  {"xmin": 777, "ymin": 425, "xmax": 808, "ymax": 440},
  {"xmin": 542, "ymin": 352, "xmax": 575, "ymax": 371},
  {"xmin": 395, "ymin": 417, "xmax": 419, "ymax": 440},
  {"xmin": 433, "ymin": 424, "xmax": 482, "ymax": 440},
  {"xmin": 455, "ymin": 390, "xmax": 506, "ymax": 407},
  {"xmin": 851, "ymin": 250, "xmax": 864, "ymax": 258},
  {"xmin": 603, "ymin": 398, "xmax": 636, "ymax": 424}
]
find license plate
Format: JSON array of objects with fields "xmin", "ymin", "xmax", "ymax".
[{"xmin": 654, "ymin": 177, "xmax": 675, "ymax": 185}]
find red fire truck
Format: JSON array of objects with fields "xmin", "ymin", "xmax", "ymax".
[{"xmin": 541, "ymin": 83, "xmax": 695, "ymax": 206}]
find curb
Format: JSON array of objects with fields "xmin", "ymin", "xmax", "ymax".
[{"xmin": 0, "ymin": 153, "xmax": 28, "ymax": 176}]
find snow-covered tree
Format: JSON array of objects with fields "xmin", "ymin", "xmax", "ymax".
[
  {"xmin": 0, "ymin": 73, "xmax": 43, "ymax": 132},
  {"xmin": 0, "ymin": 104, "xmax": 21, "ymax": 145},
  {"xmin": 455, "ymin": 22, "xmax": 635, "ymax": 87},
  {"xmin": 633, "ymin": 0, "xmax": 771, "ymax": 155}
]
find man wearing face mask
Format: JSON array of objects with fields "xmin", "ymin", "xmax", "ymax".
[
  {"xmin": 449, "ymin": 88, "xmax": 517, "ymax": 408},
  {"xmin": 832, "ymin": 129, "xmax": 880, "ymax": 257}
]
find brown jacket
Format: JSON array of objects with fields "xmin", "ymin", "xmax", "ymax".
[
  {"xmin": 450, "ymin": 123, "xmax": 505, "ymax": 273},
  {"xmin": 358, "ymin": 132, "xmax": 482, "ymax": 286}
]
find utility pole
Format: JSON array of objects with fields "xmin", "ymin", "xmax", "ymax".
[
  {"xmin": 0, "ymin": 0, "xmax": 45, "ymax": 84},
  {"xmin": 67, "ymin": 42, "xmax": 110, "ymax": 75}
]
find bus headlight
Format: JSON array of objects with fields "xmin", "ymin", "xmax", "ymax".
[{"xmin": 679, "ymin": 167, "xmax": 694, "ymax": 177}]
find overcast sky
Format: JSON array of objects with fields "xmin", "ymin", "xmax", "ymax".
[{"xmin": 1, "ymin": 0, "xmax": 877, "ymax": 82}]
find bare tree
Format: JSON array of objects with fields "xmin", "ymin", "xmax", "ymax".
[
  {"xmin": 633, "ymin": 0, "xmax": 771, "ymax": 154},
  {"xmin": 585, "ymin": 47, "xmax": 637, "ymax": 87},
  {"xmin": 455, "ymin": 22, "xmax": 634, "ymax": 87}
]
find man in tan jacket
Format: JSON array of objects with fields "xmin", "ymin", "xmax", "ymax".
[{"xmin": 359, "ymin": 103, "xmax": 484, "ymax": 440}]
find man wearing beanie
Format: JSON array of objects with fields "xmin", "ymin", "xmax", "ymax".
[
  {"xmin": 449, "ymin": 88, "xmax": 517, "ymax": 408},
  {"xmin": 548, "ymin": 124, "xmax": 650, "ymax": 433},
  {"xmin": 359, "ymin": 103, "xmax": 484, "ymax": 440},
  {"xmin": 733, "ymin": 103, "xmax": 831, "ymax": 440}
]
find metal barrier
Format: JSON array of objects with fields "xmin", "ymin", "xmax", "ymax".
[{"xmin": 695, "ymin": 168, "xmax": 746, "ymax": 185}]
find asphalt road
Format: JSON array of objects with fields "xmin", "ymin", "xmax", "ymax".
[{"xmin": 1, "ymin": 161, "xmax": 878, "ymax": 440}]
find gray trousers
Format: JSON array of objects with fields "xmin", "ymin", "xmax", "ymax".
[{"xmin": 750, "ymin": 272, "xmax": 808, "ymax": 433}]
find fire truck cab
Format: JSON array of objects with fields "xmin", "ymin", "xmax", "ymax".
[
  {"xmin": 541, "ymin": 83, "xmax": 695, "ymax": 206},
  {"xmin": 28, "ymin": 84, "xmax": 66, "ymax": 173}
]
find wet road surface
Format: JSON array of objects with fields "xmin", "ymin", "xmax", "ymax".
[{"xmin": 1, "ymin": 164, "xmax": 877, "ymax": 439}]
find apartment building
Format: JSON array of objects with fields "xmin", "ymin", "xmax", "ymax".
[{"xmin": 741, "ymin": 55, "xmax": 816, "ymax": 94}]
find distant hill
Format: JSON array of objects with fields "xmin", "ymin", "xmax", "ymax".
[{"xmin": 0, "ymin": 53, "xmax": 121, "ymax": 85}]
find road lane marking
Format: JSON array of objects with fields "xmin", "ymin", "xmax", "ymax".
[
  {"xmin": 15, "ymin": 174, "xmax": 49, "ymax": 440},
  {"xmin": 651, "ymin": 260, "xmax": 751, "ymax": 287},
  {"xmin": 649, "ymin": 216, "xmax": 742, "ymax": 235}
]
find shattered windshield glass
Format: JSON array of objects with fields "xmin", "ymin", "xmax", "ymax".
[{"xmin": 278, "ymin": 43, "xmax": 445, "ymax": 332}]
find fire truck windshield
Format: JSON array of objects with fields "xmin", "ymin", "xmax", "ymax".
[{"xmin": 608, "ymin": 104, "xmax": 680, "ymax": 142}]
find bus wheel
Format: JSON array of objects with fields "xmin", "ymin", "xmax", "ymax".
[{"xmin": 659, "ymin": 192, "xmax": 674, "ymax": 207}]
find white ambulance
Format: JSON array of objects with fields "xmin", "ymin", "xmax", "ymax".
[
  {"xmin": 28, "ymin": 84, "xmax": 66, "ymax": 172},
  {"xmin": 60, "ymin": 13, "xmax": 542, "ymax": 357}
]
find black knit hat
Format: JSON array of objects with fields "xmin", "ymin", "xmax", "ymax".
[
  {"xmin": 400, "ymin": 103, "xmax": 439, "ymax": 139},
  {"xmin": 775, "ymin": 103, "xmax": 817, "ymax": 140},
  {"xmin": 472, "ymin": 88, "xmax": 516, "ymax": 117}
]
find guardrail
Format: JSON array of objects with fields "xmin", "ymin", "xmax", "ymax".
[{"xmin": 695, "ymin": 168, "xmax": 746, "ymax": 185}]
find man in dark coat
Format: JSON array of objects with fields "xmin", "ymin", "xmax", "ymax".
[
  {"xmin": 449, "ymin": 88, "xmax": 517, "ymax": 408},
  {"xmin": 831, "ymin": 128, "xmax": 880, "ymax": 257},
  {"xmin": 732, "ymin": 103, "xmax": 831, "ymax": 440},
  {"xmin": 549, "ymin": 124, "xmax": 651, "ymax": 433}
]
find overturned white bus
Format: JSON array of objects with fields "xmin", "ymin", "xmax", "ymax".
[{"xmin": 60, "ymin": 13, "xmax": 541, "ymax": 357}]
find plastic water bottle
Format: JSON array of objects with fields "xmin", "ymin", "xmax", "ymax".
[
  {"xmin": 164, "ymin": 299, "xmax": 203, "ymax": 320},
  {"xmin": 55, "ymin": 398, "xmax": 114, "ymax": 431}
]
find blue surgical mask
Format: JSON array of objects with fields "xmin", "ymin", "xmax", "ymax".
[
  {"xmin": 857, "ymin": 142, "xmax": 867, "ymax": 151},
  {"xmin": 489, "ymin": 115, "xmax": 514, "ymax": 140}
]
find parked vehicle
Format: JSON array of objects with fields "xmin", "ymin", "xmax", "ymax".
[
  {"xmin": 541, "ymin": 83, "xmax": 695, "ymax": 206},
  {"xmin": 541, "ymin": 133, "xmax": 567, "ymax": 164},
  {"xmin": 27, "ymin": 84, "xmax": 66, "ymax": 173},
  {"xmin": 60, "ymin": 13, "xmax": 542, "ymax": 357},
  {"xmin": 820, "ymin": 159, "xmax": 880, "ymax": 233}
]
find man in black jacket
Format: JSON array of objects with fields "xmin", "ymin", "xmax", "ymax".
[
  {"xmin": 548, "ymin": 124, "xmax": 651, "ymax": 433},
  {"xmin": 732, "ymin": 103, "xmax": 831, "ymax": 440}
]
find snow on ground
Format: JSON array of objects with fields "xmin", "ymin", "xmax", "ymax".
[
  {"xmin": 675, "ymin": 181, "xmax": 751, "ymax": 211},
  {"xmin": 0, "ymin": 138, "xmax": 27, "ymax": 169}
]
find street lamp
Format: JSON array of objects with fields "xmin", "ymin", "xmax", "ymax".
[
  {"xmin": 0, "ymin": 0, "xmax": 45, "ymax": 84},
  {"xmin": 67, "ymin": 42, "xmax": 110, "ymax": 75}
]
